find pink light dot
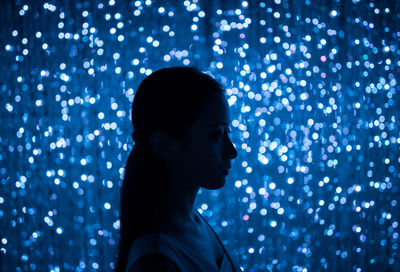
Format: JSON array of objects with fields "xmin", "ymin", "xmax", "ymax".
[
  {"xmin": 243, "ymin": 214, "xmax": 249, "ymax": 221},
  {"xmin": 320, "ymin": 56, "xmax": 326, "ymax": 62},
  {"xmin": 321, "ymin": 72, "xmax": 326, "ymax": 78},
  {"xmin": 240, "ymin": 33, "xmax": 245, "ymax": 39}
]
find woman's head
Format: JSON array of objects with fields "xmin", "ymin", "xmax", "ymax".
[
  {"xmin": 131, "ymin": 66, "xmax": 237, "ymax": 188},
  {"xmin": 115, "ymin": 66, "xmax": 237, "ymax": 271}
]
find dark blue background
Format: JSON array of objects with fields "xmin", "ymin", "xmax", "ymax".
[{"xmin": 1, "ymin": 0, "xmax": 399, "ymax": 271}]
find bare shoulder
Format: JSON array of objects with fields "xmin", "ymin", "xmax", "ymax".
[{"xmin": 128, "ymin": 253, "xmax": 182, "ymax": 272}]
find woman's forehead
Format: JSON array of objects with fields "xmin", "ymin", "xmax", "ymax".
[{"xmin": 198, "ymin": 95, "xmax": 229, "ymax": 123}]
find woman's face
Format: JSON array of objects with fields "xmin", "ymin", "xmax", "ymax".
[{"xmin": 169, "ymin": 92, "xmax": 238, "ymax": 190}]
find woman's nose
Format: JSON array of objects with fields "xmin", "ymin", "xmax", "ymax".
[{"xmin": 225, "ymin": 138, "xmax": 238, "ymax": 159}]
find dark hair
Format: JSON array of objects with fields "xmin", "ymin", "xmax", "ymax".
[{"xmin": 115, "ymin": 67, "xmax": 225, "ymax": 272}]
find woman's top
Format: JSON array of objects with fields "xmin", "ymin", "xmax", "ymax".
[{"xmin": 126, "ymin": 210, "xmax": 241, "ymax": 272}]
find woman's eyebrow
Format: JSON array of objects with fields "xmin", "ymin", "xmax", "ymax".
[
  {"xmin": 208, "ymin": 122, "xmax": 228, "ymax": 127},
  {"xmin": 208, "ymin": 122, "xmax": 232, "ymax": 132}
]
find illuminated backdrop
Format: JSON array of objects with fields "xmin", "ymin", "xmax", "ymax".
[{"xmin": 1, "ymin": 0, "xmax": 399, "ymax": 271}]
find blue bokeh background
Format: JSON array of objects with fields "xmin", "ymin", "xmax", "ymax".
[{"xmin": 1, "ymin": 0, "xmax": 399, "ymax": 271}]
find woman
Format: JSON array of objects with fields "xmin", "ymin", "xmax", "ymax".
[{"xmin": 115, "ymin": 67, "xmax": 240, "ymax": 272}]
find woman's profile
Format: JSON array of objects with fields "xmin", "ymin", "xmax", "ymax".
[{"xmin": 115, "ymin": 67, "xmax": 239, "ymax": 272}]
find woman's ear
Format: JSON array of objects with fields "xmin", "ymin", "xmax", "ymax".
[{"xmin": 149, "ymin": 131, "xmax": 173, "ymax": 161}]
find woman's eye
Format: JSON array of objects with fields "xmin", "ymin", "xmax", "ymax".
[{"xmin": 212, "ymin": 131, "xmax": 224, "ymax": 139}]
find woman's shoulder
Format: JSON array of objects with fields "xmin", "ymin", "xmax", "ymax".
[
  {"xmin": 126, "ymin": 232, "xmax": 184, "ymax": 271},
  {"xmin": 127, "ymin": 252, "xmax": 181, "ymax": 272}
]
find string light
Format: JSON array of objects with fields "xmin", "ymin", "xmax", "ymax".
[{"xmin": 1, "ymin": 1, "xmax": 399, "ymax": 271}]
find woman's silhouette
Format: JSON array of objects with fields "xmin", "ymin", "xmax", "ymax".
[{"xmin": 115, "ymin": 67, "xmax": 239, "ymax": 272}]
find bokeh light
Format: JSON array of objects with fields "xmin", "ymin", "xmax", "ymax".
[{"xmin": 1, "ymin": 1, "xmax": 399, "ymax": 271}]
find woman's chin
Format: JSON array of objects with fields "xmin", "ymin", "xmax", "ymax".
[{"xmin": 202, "ymin": 174, "xmax": 227, "ymax": 190}]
